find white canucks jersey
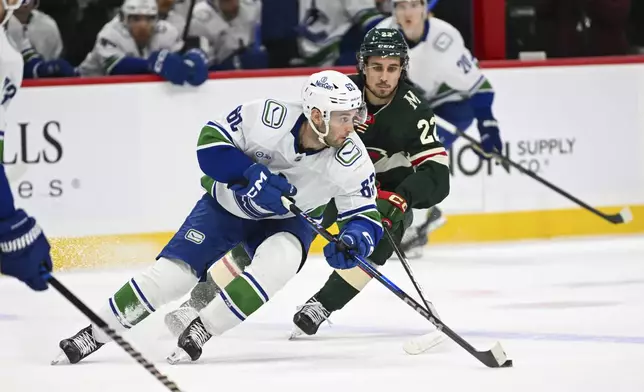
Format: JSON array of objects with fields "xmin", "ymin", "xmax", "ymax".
[
  {"xmin": 298, "ymin": 0, "xmax": 381, "ymax": 65},
  {"xmin": 189, "ymin": 0, "xmax": 260, "ymax": 65},
  {"xmin": 161, "ymin": 10, "xmax": 186, "ymax": 34},
  {"xmin": 376, "ymin": 16, "xmax": 491, "ymax": 107},
  {"xmin": 6, "ymin": 11, "xmax": 63, "ymax": 61},
  {"xmin": 78, "ymin": 17, "xmax": 184, "ymax": 76},
  {"xmin": 197, "ymin": 99, "xmax": 381, "ymax": 228},
  {"xmin": 0, "ymin": 28, "xmax": 24, "ymax": 156}
]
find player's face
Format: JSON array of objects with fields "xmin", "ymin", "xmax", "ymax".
[
  {"xmin": 127, "ymin": 15, "xmax": 156, "ymax": 47},
  {"xmin": 394, "ymin": 0, "xmax": 425, "ymax": 33},
  {"xmin": 325, "ymin": 107, "xmax": 367, "ymax": 148},
  {"xmin": 364, "ymin": 57, "xmax": 402, "ymax": 100}
]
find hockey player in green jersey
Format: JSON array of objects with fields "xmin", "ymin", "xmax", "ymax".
[
  {"xmin": 290, "ymin": 27, "xmax": 450, "ymax": 338},
  {"xmin": 163, "ymin": 27, "xmax": 450, "ymax": 339}
]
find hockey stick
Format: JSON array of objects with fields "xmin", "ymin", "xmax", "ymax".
[
  {"xmin": 282, "ymin": 197, "xmax": 513, "ymax": 368},
  {"xmin": 383, "ymin": 226, "xmax": 446, "ymax": 355},
  {"xmin": 45, "ymin": 273, "xmax": 183, "ymax": 392},
  {"xmin": 436, "ymin": 117, "xmax": 632, "ymax": 225},
  {"xmin": 181, "ymin": 0, "xmax": 197, "ymax": 42}
]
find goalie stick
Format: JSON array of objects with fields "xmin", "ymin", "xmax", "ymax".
[
  {"xmin": 383, "ymin": 226, "xmax": 446, "ymax": 355},
  {"xmin": 46, "ymin": 273, "xmax": 183, "ymax": 392},
  {"xmin": 282, "ymin": 197, "xmax": 513, "ymax": 368},
  {"xmin": 436, "ymin": 117, "xmax": 633, "ymax": 225}
]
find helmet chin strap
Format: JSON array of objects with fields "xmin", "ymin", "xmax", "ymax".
[
  {"xmin": 1, "ymin": 8, "xmax": 15, "ymax": 26},
  {"xmin": 306, "ymin": 117, "xmax": 330, "ymax": 147}
]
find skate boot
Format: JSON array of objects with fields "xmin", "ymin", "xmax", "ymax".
[
  {"xmin": 167, "ymin": 317, "xmax": 212, "ymax": 364},
  {"xmin": 401, "ymin": 206, "xmax": 446, "ymax": 259},
  {"xmin": 51, "ymin": 325, "xmax": 104, "ymax": 365},
  {"xmin": 290, "ymin": 296, "xmax": 331, "ymax": 339},
  {"xmin": 164, "ymin": 305, "xmax": 200, "ymax": 338}
]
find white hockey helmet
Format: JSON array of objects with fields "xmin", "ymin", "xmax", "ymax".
[
  {"xmin": 1, "ymin": 0, "xmax": 26, "ymax": 25},
  {"xmin": 302, "ymin": 70, "xmax": 366, "ymax": 145},
  {"xmin": 121, "ymin": 0, "xmax": 158, "ymax": 20}
]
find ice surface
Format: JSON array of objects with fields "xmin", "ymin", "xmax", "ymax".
[{"xmin": 2, "ymin": 235, "xmax": 644, "ymax": 392}]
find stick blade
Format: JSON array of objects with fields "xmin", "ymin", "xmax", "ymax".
[
  {"xmin": 477, "ymin": 341, "xmax": 513, "ymax": 368},
  {"xmin": 403, "ymin": 330, "xmax": 447, "ymax": 355},
  {"xmin": 605, "ymin": 206, "xmax": 633, "ymax": 224},
  {"xmin": 619, "ymin": 207, "xmax": 633, "ymax": 224}
]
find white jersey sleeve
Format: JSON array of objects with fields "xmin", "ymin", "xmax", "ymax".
[
  {"xmin": 11, "ymin": 11, "xmax": 63, "ymax": 61},
  {"xmin": 297, "ymin": 0, "xmax": 380, "ymax": 65},
  {"xmin": 163, "ymin": 11, "xmax": 187, "ymax": 37},
  {"xmin": 343, "ymin": 0, "xmax": 380, "ymax": 23},
  {"xmin": 0, "ymin": 29, "xmax": 25, "ymax": 155},
  {"xmin": 429, "ymin": 18, "xmax": 486, "ymax": 97},
  {"xmin": 150, "ymin": 20, "xmax": 184, "ymax": 52}
]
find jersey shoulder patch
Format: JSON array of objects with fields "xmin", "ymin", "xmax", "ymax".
[
  {"xmin": 335, "ymin": 137, "xmax": 363, "ymax": 167},
  {"xmin": 433, "ymin": 32, "xmax": 454, "ymax": 52},
  {"xmin": 261, "ymin": 99, "xmax": 287, "ymax": 129}
]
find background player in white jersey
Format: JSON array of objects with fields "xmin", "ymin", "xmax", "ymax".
[
  {"xmin": 78, "ymin": 0, "xmax": 208, "ymax": 86},
  {"xmin": 377, "ymin": 0, "xmax": 503, "ymax": 256},
  {"xmin": 0, "ymin": 0, "xmax": 53, "ymax": 291},
  {"xmin": 7, "ymin": 0, "xmax": 62, "ymax": 61},
  {"xmin": 5, "ymin": 1, "xmax": 75, "ymax": 78},
  {"xmin": 297, "ymin": 0, "xmax": 383, "ymax": 66},
  {"xmin": 157, "ymin": 0, "xmax": 187, "ymax": 33},
  {"xmin": 188, "ymin": 0, "xmax": 261, "ymax": 67},
  {"xmin": 52, "ymin": 70, "xmax": 384, "ymax": 365}
]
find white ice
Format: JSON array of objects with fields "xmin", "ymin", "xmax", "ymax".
[{"xmin": 2, "ymin": 234, "xmax": 644, "ymax": 392}]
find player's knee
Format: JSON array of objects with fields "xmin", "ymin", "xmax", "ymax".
[
  {"xmin": 247, "ymin": 232, "xmax": 302, "ymax": 296},
  {"xmin": 133, "ymin": 257, "xmax": 199, "ymax": 308}
]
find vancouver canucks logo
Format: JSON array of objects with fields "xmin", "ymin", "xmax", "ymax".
[{"xmin": 335, "ymin": 139, "xmax": 362, "ymax": 167}]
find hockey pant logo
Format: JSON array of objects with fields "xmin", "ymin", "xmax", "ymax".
[{"xmin": 185, "ymin": 229, "xmax": 206, "ymax": 244}]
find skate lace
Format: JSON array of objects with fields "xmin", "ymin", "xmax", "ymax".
[
  {"xmin": 298, "ymin": 300, "xmax": 331, "ymax": 326},
  {"xmin": 73, "ymin": 330, "xmax": 98, "ymax": 356},
  {"xmin": 190, "ymin": 322, "xmax": 211, "ymax": 348}
]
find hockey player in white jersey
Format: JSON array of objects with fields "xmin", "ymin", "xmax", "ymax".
[
  {"xmin": 157, "ymin": 0, "xmax": 187, "ymax": 33},
  {"xmin": 5, "ymin": 1, "xmax": 75, "ymax": 78},
  {"xmin": 52, "ymin": 70, "xmax": 384, "ymax": 365},
  {"xmin": 78, "ymin": 0, "xmax": 208, "ymax": 86},
  {"xmin": 7, "ymin": 0, "xmax": 62, "ymax": 61},
  {"xmin": 188, "ymin": 0, "xmax": 261, "ymax": 67},
  {"xmin": 0, "ymin": 0, "xmax": 53, "ymax": 291},
  {"xmin": 297, "ymin": 0, "xmax": 383, "ymax": 66},
  {"xmin": 377, "ymin": 0, "xmax": 503, "ymax": 256}
]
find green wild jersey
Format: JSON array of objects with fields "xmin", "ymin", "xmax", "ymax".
[{"xmin": 350, "ymin": 74, "xmax": 450, "ymax": 209}]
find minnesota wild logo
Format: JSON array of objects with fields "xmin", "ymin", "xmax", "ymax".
[{"xmin": 367, "ymin": 147, "xmax": 388, "ymax": 163}]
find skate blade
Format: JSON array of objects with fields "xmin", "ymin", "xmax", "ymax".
[
  {"xmin": 166, "ymin": 348, "xmax": 192, "ymax": 365},
  {"xmin": 403, "ymin": 330, "xmax": 447, "ymax": 355},
  {"xmin": 50, "ymin": 350, "xmax": 70, "ymax": 366},
  {"xmin": 288, "ymin": 326, "xmax": 304, "ymax": 340}
]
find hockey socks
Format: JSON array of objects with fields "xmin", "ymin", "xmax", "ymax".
[{"xmin": 316, "ymin": 267, "xmax": 374, "ymax": 312}]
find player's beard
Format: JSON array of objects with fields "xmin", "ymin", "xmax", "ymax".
[{"xmin": 366, "ymin": 82, "xmax": 397, "ymax": 101}]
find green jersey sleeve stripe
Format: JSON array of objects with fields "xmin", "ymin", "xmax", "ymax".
[{"xmin": 198, "ymin": 122, "xmax": 235, "ymax": 149}]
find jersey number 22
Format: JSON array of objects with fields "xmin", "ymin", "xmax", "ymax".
[{"xmin": 418, "ymin": 117, "xmax": 438, "ymax": 145}]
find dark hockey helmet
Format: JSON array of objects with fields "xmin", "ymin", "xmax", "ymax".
[{"xmin": 358, "ymin": 27, "xmax": 410, "ymax": 73}]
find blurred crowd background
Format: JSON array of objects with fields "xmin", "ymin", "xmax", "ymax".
[{"xmin": 15, "ymin": 0, "xmax": 644, "ymax": 79}]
